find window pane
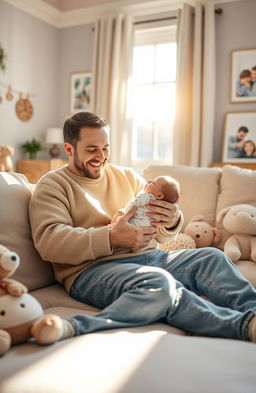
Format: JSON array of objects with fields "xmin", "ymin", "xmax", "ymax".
[
  {"xmin": 154, "ymin": 83, "xmax": 176, "ymax": 122},
  {"xmin": 133, "ymin": 84, "xmax": 155, "ymax": 122},
  {"xmin": 133, "ymin": 45, "xmax": 155, "ymax": 83},
  {"xmin": 156, "ymin": 122, "xmax": 173, "ymax": 160},
  {"xmin": 155, "ymin": 43, "xmax": 177, "ymax": 82},
  {"xmin": 133, "ymin": 123, "xmax": 153, "ymax": 159}
]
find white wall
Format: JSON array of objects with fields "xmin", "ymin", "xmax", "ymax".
[
  {"xmin": 0, "ymin": 0, "xmax": 60, "ymax": 166},
  {"xmin": 58, "ymin": 23, "xmax": 94, "ymax": 127}
]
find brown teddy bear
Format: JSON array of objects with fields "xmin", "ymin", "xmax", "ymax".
[
  {"xmin": 160, "ymin": 215, "xmax": 221, "ymax": 252},
  {"xmin": 0, "ymin": 145, "xmax": 14, "ymax": 172},
  {"xmin": 0, "ymin": 245, "xmax": 67, "ymax": 356},
  {"xmin": 216, "ymin": 204, "xmax": 256, "ymax": 262},
  {"xmin": 184, "ymin": 214, "xmax": 221, "ymax": 248}
]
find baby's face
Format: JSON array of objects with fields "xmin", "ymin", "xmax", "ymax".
[{"xmin": 145, "ymin": 177, "xmax": 165, "ymax": 198}]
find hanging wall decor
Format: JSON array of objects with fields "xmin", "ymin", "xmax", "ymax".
[
  {"xmin": 0, "ymin": 44, "xmax": 34, "ymax": 121},
  {"xmin": 0, "ymin": 44, "xmax": 7, "ymax": 72},
  {"xmin": 0, "ymin": 82, "xmax": 35, "ymax": 121}
]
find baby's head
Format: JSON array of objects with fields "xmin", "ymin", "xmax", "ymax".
[
  {"xmin": 145, "ymin": 176, "xmax": 180, "ymax": 203},
  {"xmin": 239, "ymin": 69, "xmax": 251, "ymax": 84}
]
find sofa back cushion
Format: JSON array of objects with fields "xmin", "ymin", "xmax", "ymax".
[
  {"xmin": 143, "ymin": 165, "xmax": 222, "ymax": 229},
  {"xmin": 216, "ymin": 165, "xmax": 256, "ymax": 248},
  {"xmin": 0, "ymin": 172, "xmax": 54, "ymax": 290}
]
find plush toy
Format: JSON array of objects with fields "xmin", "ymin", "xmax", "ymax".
[
  {"xmin": 184, "ymin": 214, "xmax": 221, "ymax": 248},
  {"xmin": 216, "ymin": 204, "xmax": 256, "ymax": 263},
  {"xmin": 0, "ymin": 145, "xmax": 14, "ymax": 172},
  {"xmin": 0, "ymin": 245, "xmax": 64, "ymax": 356},
  {"xmin": 159, "ymin": 233, "xmax": 196, "ymax": 251}
]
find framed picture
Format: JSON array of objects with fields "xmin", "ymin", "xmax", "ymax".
[
  {"xmin": 70, "ymin": 71, "xmax": 92, "ymax": 113},
  {"xmin": 222, "ymin": 111, "xmax": 256, "ymax": 163},
  {"xmin": 231, "ymin": 49, "xmax": 256, "ymax": 103}
]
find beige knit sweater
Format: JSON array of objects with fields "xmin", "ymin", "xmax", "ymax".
[{"xmin": 29, "ymin": 164, "xmax": 183, "ymax": 292}]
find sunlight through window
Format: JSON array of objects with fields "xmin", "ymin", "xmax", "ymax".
[{"xmin": 131, "ymin": 24, "xmax": 177, "ymax": 167}]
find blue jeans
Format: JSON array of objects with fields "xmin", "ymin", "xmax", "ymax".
[{"xmin": 69, "ymin": 248, "xmax": 256, "ymax": 340}]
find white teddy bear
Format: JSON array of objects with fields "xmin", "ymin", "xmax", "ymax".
[{"xmin": 216, "ymin": 204, "xmax": 256, "ymax": 263}]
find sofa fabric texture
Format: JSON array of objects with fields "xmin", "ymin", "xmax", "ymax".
[{"xmin": 1, "ymin": 165, "xmax": 256, "ymax": 393}]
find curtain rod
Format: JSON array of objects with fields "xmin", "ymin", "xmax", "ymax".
[{"xmin": 134, "ymin": 7, "xmax": 223, "ymax": 25}]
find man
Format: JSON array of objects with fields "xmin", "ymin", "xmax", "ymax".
[
  {"xmin": 227, "ymin": 126, "xmax": 249, "ymax": 159},
  {"xmin": 29, "ymin": 112, "xmax": 256, "ymax": 344}
]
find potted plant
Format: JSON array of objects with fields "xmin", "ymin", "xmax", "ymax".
[{"xmin": 21, "ymin": 138, "xmax": 42, "ymax": 160}]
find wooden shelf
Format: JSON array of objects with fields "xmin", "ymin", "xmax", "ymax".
[
  {"xmin": 211, "ymin": 162, "xmax": 256, "ymax": 170},
  {"xmin": 17, "ymin": 159, "xmax": 68, "ymax": 183}
]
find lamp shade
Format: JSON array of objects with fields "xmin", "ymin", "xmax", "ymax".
[{"xmin": 45, "ymin": 128, "xmax": 63, "ymax": 144}]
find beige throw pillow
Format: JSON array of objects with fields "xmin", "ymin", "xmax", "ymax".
[
  {"xmin": 143, "ymin": 165, "xmax": 222, "ymax": 229},
  {"xmin": 0, "ymin": 172, "xmax": 54, "ymax": 290}
]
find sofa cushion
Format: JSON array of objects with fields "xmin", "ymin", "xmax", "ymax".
[
  {"xmin": 216, "ymin": 165, "xmax": 256, "ymax": 248},
  {"xmin": 0, "ymin": 172, "xmax": 54, "ymax": 290},
  {"xmin": 144, "ymin": 165, "xmax": 222, "ymax": 228}
]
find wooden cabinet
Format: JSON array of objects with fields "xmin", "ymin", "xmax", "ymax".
[
  {"xmin": 17, "ymin": 159, "xmax": 68, "ymax": 183},
  {"xmin": 211, "ymin": 162, "xmax": 256, "ymax": 170}
]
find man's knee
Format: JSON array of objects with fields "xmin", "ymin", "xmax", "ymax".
[{"xmin": 136, "ymin": 266, "xmax": 179, "ymax": 303}]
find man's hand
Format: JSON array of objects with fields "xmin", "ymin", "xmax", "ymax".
[
  {"xmin": 146, "ymin": 200, "xmax": 181, "ymax": 229},
  {"xmin": 109, "ymin": 206, "xmax": 157, "ymax": 250}
]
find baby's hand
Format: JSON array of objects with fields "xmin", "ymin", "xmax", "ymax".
[{"xmin": 111, "ymin": 210, "xmax": 125, "ymax": 224}]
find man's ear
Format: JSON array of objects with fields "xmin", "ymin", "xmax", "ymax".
[
  {"xmin": 157, "ymin": 193, "xmax": 164, "ymax": 200},
  {"xmin": 64, "ymin": 143, "xmax": 74, "ymax": 157}
]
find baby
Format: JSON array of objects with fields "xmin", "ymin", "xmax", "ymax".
[{"xmin": 112, "ymin": 175, "xmax": 180, "ymax": 227}]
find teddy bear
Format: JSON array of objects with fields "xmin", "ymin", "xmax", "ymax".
[
  {"xmin": 0, "ymin": 244, "xmax": 66, "ymax": 356},
  {"xmin": 159, "ymin": 215, "xmax": 221, "ymax": 251},
  {"xmin": 184, "ymin": 214, "xmax": 221, "ymax": 248},
  {"xmin": 0, "ymin": 145, "xmax": 14, "ymax": 172},
  {"xmin": 216, "ymin": 204, "xmax": 256, "ymax": 263}
]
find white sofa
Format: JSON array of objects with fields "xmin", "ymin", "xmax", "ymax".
[{"xmin": 0, "ymin": 164, "xmax": 256, "ymax": 393}]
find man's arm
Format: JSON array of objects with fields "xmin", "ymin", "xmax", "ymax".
[{"xmin": 29, "ymin": 183, "xmax": 113, "ymax": 265}]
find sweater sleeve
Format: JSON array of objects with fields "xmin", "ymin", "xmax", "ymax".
[
  {"xmin": 29, "ymin": 182, "xmax": 113, "ymax": 265},
  {"xmin": 155, "ymin": 212, "xmax": 184, "ymax": 244}
]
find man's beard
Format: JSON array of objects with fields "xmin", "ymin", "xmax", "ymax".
[{"xmin": 74, "ymin": 151, "xmax": 106, "ymax": 179}]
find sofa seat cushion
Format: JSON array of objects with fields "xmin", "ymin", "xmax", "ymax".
[
  {"xmin": 31, "ymin": 283, "xmax": 100, "ymax": 312},
  {"xmin": 0, "ymin": 172, "xmax": 54, "ymax": 290},
  {"xmin": 0, "ymin": 321, "xmax": 255, "ymax": 393},
  {"xmin": 236, "ymin": 260, "xmax": 256, "ymax": 288},
  {"xmin": 143, "ymin": 165, "xmax": 221, "ymax": 228}
]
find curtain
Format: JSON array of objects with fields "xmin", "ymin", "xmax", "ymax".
[
  {"xmin": 91, "ymin": 14, "xmax": 133, "ymax": 165},
  {"xmin": 173, "ymin": 2, "xmax": 216, "ymax": 167}
]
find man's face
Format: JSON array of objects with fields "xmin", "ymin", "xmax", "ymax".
[
  {"xmin": 251, "ymin": 70, "xmax": 256, "ymax": 82},
  {"xmin": 237, "ymin": 130, "xmax": 247, "ymax": 141},
  {"xmin": 65, "ymin": 126, "xmax": 110, "ymax": 179}
]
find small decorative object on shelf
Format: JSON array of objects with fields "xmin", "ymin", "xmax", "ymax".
[
  {"xmin": 21, "ymin": 138, "xmax": 42, "ymax": 160},
  {"xmin": 0, "ymin": 145, "xmax": 14, "ymax": 172},
  {"xmin": 45, "ymin": 128, "xmax": 63, "ymax": 158}
]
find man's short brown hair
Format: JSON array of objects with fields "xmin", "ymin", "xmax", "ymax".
[{"xmin": 63, "ymin": 112, "xmax": 109, "ymax": 147}]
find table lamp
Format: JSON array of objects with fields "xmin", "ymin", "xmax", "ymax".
[{"xmin": 45, "ymin": 128, "xmax": 63, "ymax": 158}]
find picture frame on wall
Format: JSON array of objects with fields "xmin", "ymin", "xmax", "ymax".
[
  {"xmin": 70, "ymin": 71, "xmax": 92, "ymax": 113},
  {"xmin": 231, "ymin": 48, "xmax": 256, "ymax": 103},
  {"xmin": 222, "ymin": 111, "xmax": 256, "ymax": 163}
]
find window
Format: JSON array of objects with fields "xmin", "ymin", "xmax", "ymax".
[{"xmin": 130, "ymin": 23, "xmax": 177, "ymax": 168}]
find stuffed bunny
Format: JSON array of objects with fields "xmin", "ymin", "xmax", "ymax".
[{"xmin": 216, "ymin": 204, "xmax": 256, "ymax": 263}]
